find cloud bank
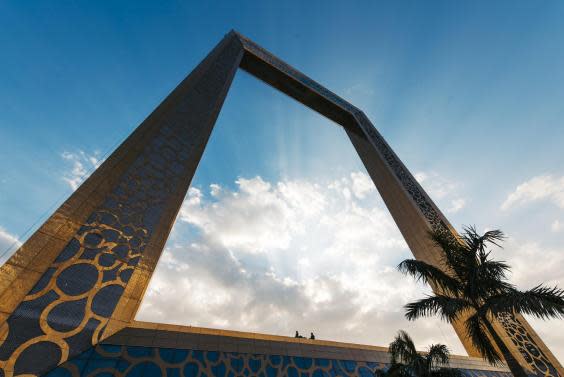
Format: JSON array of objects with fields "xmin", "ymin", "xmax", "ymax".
[
  {"xmin": 61, "ymin": 150, "xmax": 103, "ymax": 190},
  {"xmin": 137, "ymin": 172, "xmax": 465, "ymax": 352},
  {"xmin": 136, "ymin": 171, "xmax": 564, "ymax": 358},
  {"xmin": 501, "ymin": 175, "xmax": 564, "ymax": 210},
  {"xmin": 4, "ymin": 159, "xmax": 564, "ymax": 359},
  {"xmin": 415, "ymin": 171, "xmax": 466, "ymax": 214}
]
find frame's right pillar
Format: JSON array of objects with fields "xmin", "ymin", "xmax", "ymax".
[{"xmin": 347, "ymin": 111, "xmax": 563, "ymax": 377}]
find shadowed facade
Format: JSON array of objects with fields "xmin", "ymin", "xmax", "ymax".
[{"xmin": 0, "ymin": 31, "xmax": 561, "ymax": 376}]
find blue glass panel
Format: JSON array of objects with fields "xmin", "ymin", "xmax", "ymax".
[
  {"xmin": 288, "ymin": 366, "xmax": 299, "ymax": 377},
  {"xmin": 294, "ymin": 357, "xmax": 313, "ymax": 369},
  {"xmin": 315, "ymin": 359, "xmax": 329, "ymax": 367},
  {"xmin": 269, "ymin": 355, "xmax": 281, "ymax": 366},
  {"xmin": 358, "ymin": 366, "xmax": 374, "ymax": 377},
  {"xmin": 249, "ymin": 358, "xmax": 261, "ymax": 373},
  {"xmin": 266, "ymin": 365, "xmax": 278, "ymax": 377},
  {"xmin": 207, "ymin": 351, "xmax": 220, "ymax": 362},
  {"xmin": 212, "ymin": 361, "xmax": 226, "ymax": 377},
  {"xmin": 230, "ymin": 357, "xmax": 244, "ymax": 372},
  {"xmin": 192, "ymin": 350, "xmax": 206, "ymax": 364},
  {"xmin": 167, "ymin": 368, "xmax": 181, "ymax": 377},
  {"xmin": 82, "ymin": 359, "xmax": 119, "ymax": 376},
  {"xmin": 143, "ymin": 362, "xmax": 162, "ymax": 377},
  {"xmin": 173, "ymin": 349, "xmax": 189, "ymax": 363},
  {"xmin": 91, "ymin": 284, "xmax": 124, "ymax": 317},
  {"xmin": 184, "ymin": 362, "xmax": 200, "ymax": 377},
  {"xmin": 99, "ymin": 344, "xmax": 121, "ymax": 354},
  {"xmin": 340, "ymin": 360, "xmax": 356, "ymax": 373},
  {"xmin": 56, "ymin": 264, "xmax": 99, "ymax": 296},
  {"xmin": 127, "ymin": 346, "xmax": 153, "ymax": 358},
  {"xmin": 125, "ymin": 363, "xmax": 145, "ymax": 377},
  {"xmin": 313, "ymin": 369, "xmax": 329, "ymax": 377},
  {"xmin": 44, "ymin": 367, "xmax": 73, "ymax": 377},
  {"xmin": 159, "ymin": 348, "xmax": 176, "ymax": 363}
]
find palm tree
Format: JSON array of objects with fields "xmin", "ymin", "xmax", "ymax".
[
  {"xmin": 377, "ymin": 330, "xmax": 462, "ymax": 377},
  {"xmin": 397, "ymin": 226, "xmax": 564, "ymax": 377}
]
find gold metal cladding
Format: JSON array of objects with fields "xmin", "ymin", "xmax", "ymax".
[
  {"xmin": 237, "ymin": 33, "xmax": 564, "ymax": 375},
  {"xmin": 0, "ymin": 29, "xmax": 561, "ymax": 376},
  {"xmin": 0, "ymin": 32, "xmax": 245, "ymax": 377}
]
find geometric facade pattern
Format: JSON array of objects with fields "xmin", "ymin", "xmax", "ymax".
[
  {"xmin": 0, "ymin": 30, "xmax": 562, "ymax": 376},
  {"xmin": 46, "ymin": 322, "xmax": 513, "ymax": 377}
]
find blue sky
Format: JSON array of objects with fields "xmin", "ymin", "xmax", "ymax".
[{"xmin": 1, "ymin": 0, "xmax": 564, "ymax": 360}]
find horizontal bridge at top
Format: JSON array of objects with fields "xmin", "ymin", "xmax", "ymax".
[{"xmin": 228, "ymin": 30, "xmax": 363, "ymax": 132}]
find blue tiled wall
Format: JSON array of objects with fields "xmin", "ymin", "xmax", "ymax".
[{"xmin": 45, "ymin": 345, "xmax": 512, "ymax": 377}]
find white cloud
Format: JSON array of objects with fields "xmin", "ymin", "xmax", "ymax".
[
  {"xmin": 61, "ymin": 150, "xmax": 103, "ymax": 190},
  {"xmin": 415, "ymin": 171, "xmax": 466, "ymax": 214},
  {"xmin": 137, "ymin": 172, "xmax": 465, "ymax": 353},
  {"xmin": 179, "ymin": 176, "xmax": 329, "ymax": 254},
  {"xmin": 350, "ymin": 171, "xmax": 376, "ymax": 199},
  {"xmin": 0, "ymin": 227, "xmax": 21, "ymax": 265},
  {"xmin": 447, "ymin": 198, "xmax": 466, "ymax": 214},
  {"xmin": 134, "ymin": 171, "xmax": 564, "ymax": 359},
  {"xmin": 415, "ymin": 171, "xmax": 455, "ymax": 199},
  {"xmin": 414, "ymin": 172, "xmax": 428, "ymax": 184},
  {"xmin": 499, "ymin": 239, "xmax": 564, "ymax": 289},
  {"xmin": 210, "ymin": 183, "xmax": 221, "ymax": 197},
  {"xmin": 501, "ymin": 175, "xmax": 564, "ymax": 211},
  {"xmin": 551, "ymin": 220, "xmax": 563, "ymax": 232}
]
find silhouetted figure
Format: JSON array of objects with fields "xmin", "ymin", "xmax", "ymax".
[
  {"xmin": 295, "ymin": 331, "xmax": 299, "ymax": 338},
  {"xmin": 310, "ymin": 332, "xmax": 315, "ymax": 340}
]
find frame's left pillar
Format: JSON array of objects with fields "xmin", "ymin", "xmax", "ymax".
[{"xmin": 0, "ymin": 32, "xmax": 244, "ymax": 377}]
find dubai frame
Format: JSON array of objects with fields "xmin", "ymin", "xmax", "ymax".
[{"xmin": 0, "ymin": 31, "xmax": 561, "ymax": 377}]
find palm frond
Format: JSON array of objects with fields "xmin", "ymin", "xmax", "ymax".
[
  {"xmin": 404, "ymin": 295, "xmax": 472, "ymax": 322},
  {"xmin": 374, "ymin": 369, "xmax": 389, "ymax": 377},
  {"xmin": 412, "ymin": 356, "xmax": 428, "ymax": 377},
  {"xmin": 485, "ymin": 285, "xmax": 564, "ymax": 319},
  {"xmin": 389, "ymin": 330, "xmax": 418, "ymax": 365},
  {"xmin": 397, "ymin": 259, "xmax": 462, "ymax": 296},
  {"xmin": 468, "ymin": 260, "xmax": 514, "ymax": 299},
  {"xmin": 465, "ymin": 312, "xmax": 503, "ymax": 365},
  {"xmin": 429, "ymin": 230, "xmax": 467, "ymax": 279},
  {"xmin": 476, "ymin": 260, "xmax": 511, "ymax": 282},
  {"xmin": 404, "ymin": 225, "xmax": 564, "ymax": 373},
  {"xmin": 461, "ymin": 226, "xmax": 505, "ymax": 255},
  {"xmin": 426, "ymin": 344, "xmax": 450, "ymax": 368}
]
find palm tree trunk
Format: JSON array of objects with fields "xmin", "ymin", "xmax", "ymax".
[{"xmin": 483, "ymin": 317, "xmax": 530, "ymax": 377}]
